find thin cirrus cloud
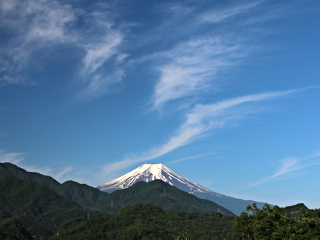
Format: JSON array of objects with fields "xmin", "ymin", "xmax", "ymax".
[
  {"xmin": 0, "ymin": 149, "xmax": 72, "ymax": 182},
  {"xmin": 196, "ymin": 1, "xmax": 263, "ymax": 24},
  {"xmin": 78, "ymin": 31, "xmax": 126, "ymax": 99},
  {"xmin": 0, "ymin": 0, "xmax": 76, "ymax": 85},
  {"xmin": 77, "ymin": 6, "xmax": 127, "ymax": 99},
  {"xmin": 82, "ymin": 33, "xmax": 124, "ymax": 76},
  {"xmin": 0, "ymin": 0, "xmax": 126, "ymax": 98},
  {"xmin": 0, "ymin": 0, "xmax": 273, "ymax": 99},
  {"xmin": 0, "ymin": 150, "xmax": 52, "ymax": 175},
  {"xmin": 0, "ymin": 150, "xmax": 25, "ymax": 165},
  {"xmin": 249, "ymin": 153, "xmax": 320, "ymax": 188},
  {"xmin": 152, "ymin": 37, "xmax": 243, "ymax": 109},
  {"xmin": 55, "ymin": 166, "xmax": 73, "ymax": 181},
  {"xmin": 169, "ymin": 153, "xmax": 216, "ymax": 164},
  {"xmin": 150, "ymin": 1, "xmax": 269, "ymax": 110},
  {"xmin": 101, "ymin": 89, "xmax": 296, "ymax": 177}
]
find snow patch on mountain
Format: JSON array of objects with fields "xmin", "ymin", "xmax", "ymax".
[{"xmin": 98, "ymin": 163, "xmax": 222, "ymax": 196}]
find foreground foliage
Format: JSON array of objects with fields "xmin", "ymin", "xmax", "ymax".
[
  {"xmin": 233, "ymin": 203, "xmax": 320, "ymax": 240},
  {"xmin": 2, "ymin": 163, "xmax": 320, "ymax": 239},
  {"xmin": 50, "ymin": 204, "xmax": 234, "ymax": 240}
]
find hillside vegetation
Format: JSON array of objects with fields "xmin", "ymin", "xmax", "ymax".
[
  {"xmin": 50, "ymin": 204, "xmax": 234, "ymax": 240},
  {"xmin": 0, "ymin": 163, "xmax": 234, "ymax": 216},
  {"xmin": 0, "ymin": 174, "xmax": 100, "ymax": 238},
  {"xmin": 0, "ymin": 173, "xmax": 235, "ymax": 239},
  {"xmin": 0, "ymin": 162, "xmax": 60, "ymax": 189},
  {"xmin": 1, "ymin": 162, "xmax": 320, "ymax": 239},
  {"xmin": 233, "ymin": 203, "xmax": 320, "ymax": 239}
]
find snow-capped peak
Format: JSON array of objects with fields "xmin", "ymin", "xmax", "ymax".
[{"xmin": 98, "ymin": 163, "xmax": 219, "ymax": 195}]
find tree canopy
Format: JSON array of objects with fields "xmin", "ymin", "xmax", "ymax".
[{"xmin": 233, "ymin": 203, "xmax": 320, "ymax": 240}]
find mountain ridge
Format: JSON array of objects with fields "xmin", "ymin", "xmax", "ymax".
[
  {"xmin": 106, "ymin": 179, "xmax": 235, "ymax": 216},
  {"xmin": 0, "ymin": 162, "xmax": 233, "ymax": 216},
  {"xmin": 98, "ymin": 163, "xmax": 267, "ymax": 215},
  {"xmin": 0, "ymin": 162, "xmax": 60, "ymax": 189},
  {"xmin": 0, "ymin": 174, "xmax": 97, "ymax": 237}
]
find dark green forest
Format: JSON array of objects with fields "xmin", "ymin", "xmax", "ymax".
[
  {"xmin": 50, "ymin": 204, "xmax": 234, "ymax": 240},
  {"xmin": 0, "ymin": 163, "xmax": 234, "ymax": 216},
  {"xmin": 0, "ymin": 174, "xmax": 101, "ymax": 238},
  {"xmin": 1, "ymin": 162, "xmax": 320, "ymax": 239},
  {"xmin": 0, "ymin": 163, "xmax": 234, "ymax": 239},
  {"xmin": 233, "ymin": 203, "xmax": 320, "ymax": 240}
]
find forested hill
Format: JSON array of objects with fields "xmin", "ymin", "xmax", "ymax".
[
  {"xmin": 0, "ymin": 162, "xmax": 235, "ymax": 216},
  {"xmin": 0, "ymin": 162, "xmax": 60, "ymax": 189},
  {"xmin": 233, "ymin": 203, "xmax": 320, "ymax": 239},
  {"xmin": 0, "ymin": 173, "xmax": 235, "ymax": 239},
  {"xmin": 0, "ymin": 174, "xmax": 100, "ymax": 238},
  {"xmin": 50, "ymin": 204, "xmax": 235, "ymax": 240},
  {"xmin": 0, "ymin": 162, "xmax": 318, "ymax": 239}
]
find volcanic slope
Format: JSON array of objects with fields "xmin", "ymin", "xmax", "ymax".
[
  {"xmin": 99, "ymin": 163, "xmax": 213, "ymax": 194},
  {"xmin": 99, "ymin": 163, "xmax": 267, "ymax": 215}
]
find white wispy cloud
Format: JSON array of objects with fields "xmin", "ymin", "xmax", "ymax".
[
  {"xmin": 169, "ymin": 153, "xmax": 215, "ymax": 164},
  {"xmin": 0, "ymin": 0, "xmax": 76, "ymax": 85},
  {"xmin": 197, "ymin": 1, "xmax": 263, "ymax": 24},
  {"xmin": 77, "ymin": 6, "xmax": 127, "ymax": 99},
  {"xmin": 0, "ymin": 0, "xmax": 127, "ymax": 98},
  {"xmin": 82, "ymin": 33, "xmax": 124, "ymax": 75},
  {"xmin": 153, "ymin": 37, "xmax": 242, "ymax": 108},
  {"xmin": 149, "ymin": 1, "xmax": 270, "ymax": 109},
  {"xmin": 249, "ymin": 153, "xmax": 320, "ymax": 187},
  {"xmin": 0, "ymin": 150, "xmax": 53, "ymax": 175},
  {"xmin": 0, "ymin": 150, "xmax": 25, "ymax": 165},
  {"xmin": 101, "ymin": 90, "xmax": 295, "ymax": 176},
  {"xmin": 0, "ymin": 149, "xmax": 74, "ymax": 180},
  {"xmin": 55, "ymin": 166, "xmax": 73, "ymax": 181}
]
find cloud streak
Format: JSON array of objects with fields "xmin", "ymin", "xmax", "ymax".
[
  {"xmin": 77, "ymin": 6, "xmax": 127, "ymax": 99},
  {"xmin": 147, "ymin": 0, "xmax": 276, "ymax": 110},
  {"xmin": 101, "ymin": 90, "xmax": 295, "ymax": 176},
  {"xmin": 153, "ymin": 37, "xmax": 243, "ymax": 108},
  {"xmin": 169, "ymin": 153, "xmax": 216, "ymax": 164},
  {"xmin": 249, "ymin": 153, "xmax": 320, "ymax": 187},
  {"xmin": 197, "ymin": 1, "xmax": 263, "ymax": 24},
  {"xmin": 55, "ymin": 166, "xmax": 73, "ymax": 181},
  {"xmin": 0, "ymin": 0, "xmax": 276, "ymax": 100},
  {"xmin": 0, "ymin": 0, "xmax": 76, "ymax": 85},
  {"xmin": 0, "ymin": 0, "xmax": 126, "ymax": 98},
  {"xmin": 0, "ymin": 149, "xmax": 73, "ymax": 181},
  {"xmin": 0, "ymin": 150, "xmax": 52, "ymax": 175},
  {"xmin": 0, "ymin": 150, "xmax": 25, "ymax": 165}
]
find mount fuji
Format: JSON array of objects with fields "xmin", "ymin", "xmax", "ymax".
[
  {"xmin": 98, "ymin": 163, "xmax": 216, "ymax": 194},
  {"xmin": 98, "ymin": 163, "xmax": 266, "ymax": 215}
]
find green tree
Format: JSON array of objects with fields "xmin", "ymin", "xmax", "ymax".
[
  {"xmin": 233, "ymin": 203, "xmax": 320, "ymax": 240},
  {"xmin": 233, "ymin": 203, "xmax": 287, "ymax": 239}
]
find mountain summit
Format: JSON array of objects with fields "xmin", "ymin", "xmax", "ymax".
[
  {"xmin": 98, "ymin": 163, "xmax": 267, "ymax": 215},
  {"xmin": 98, "ymin": 163, "xmax": 217, "ymax": 195}
]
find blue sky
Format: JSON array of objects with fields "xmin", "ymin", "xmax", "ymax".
[{"xmin": 1, "ymin": 0, "xmax": 320, "ymax": 208}]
